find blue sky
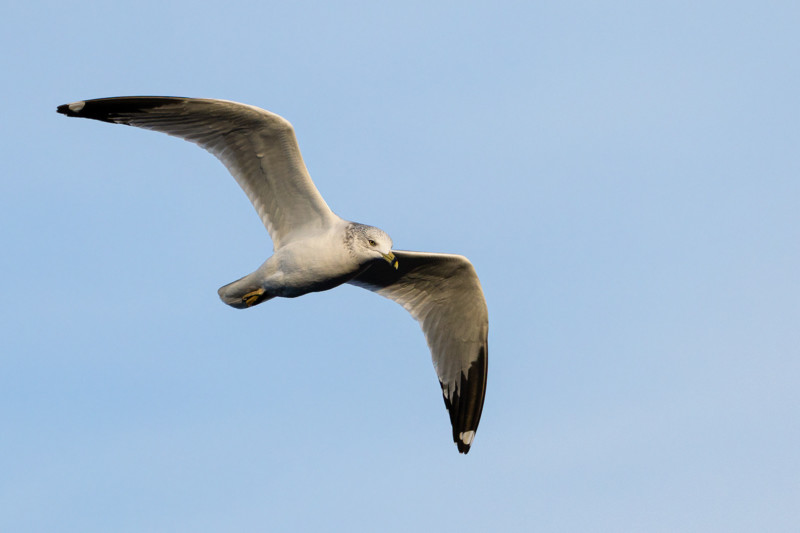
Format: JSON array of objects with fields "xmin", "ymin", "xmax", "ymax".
[{"xmin": 2, "ymin": 1, "xmax": 799, "ymax": 531}]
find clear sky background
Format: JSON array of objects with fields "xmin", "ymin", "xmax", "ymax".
[{"xmin": 2, "ymin": 1, "xmax": 799, "ymax": 531}]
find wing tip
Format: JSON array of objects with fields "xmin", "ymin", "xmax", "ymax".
[
  {"xmin": 442, "ymin": 343, "xmax": 488, "ymax": 455},
  {"xmin": 456, "ymin": 430, "xmax": 476, "ymax": 454},
  {"xmin": 56, "ymin": 96, "xmax": 187, "ymax": 123},
  {"xmin": 57, "ymin": 101, "xmax": 86, "ymax": 116},
  {"xmin": 56, "ymin": 98, "xmax": 121, "ymax": 123}
]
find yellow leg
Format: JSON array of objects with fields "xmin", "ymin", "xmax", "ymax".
[{"xmin": 242, "ymin": 288, "xmax": 266, "ymax": 307}]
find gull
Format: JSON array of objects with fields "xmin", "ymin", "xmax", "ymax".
[{"xmin": 57, "ymin": 97, "xmax": 488, "ymax": 453}]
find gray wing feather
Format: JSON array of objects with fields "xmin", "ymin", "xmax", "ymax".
[
  {"xmin": 57, "ymin": 96, "xmax": 337, "ymax": 249},
  {"xmin": 348, "ymin": 250, "xmax": 488, "ymax": 453}
]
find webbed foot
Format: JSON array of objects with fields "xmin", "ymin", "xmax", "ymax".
[{"xmin": 242, "ymin": 288, "xmax": 266, "ymax": 307}]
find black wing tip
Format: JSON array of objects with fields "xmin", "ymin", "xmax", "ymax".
[
  {"xmin": 456, "ymin": 435, "xmax": 474, "ymax": 454},
  {"xmin": 57, "ymin": 101, "xmax": 86, "ymax": 117},
  {"xmin": 56, "ymin": 98, "xmax": 127, "ymax": 123},
  {"xmin": 444, "ymin": 392, "xmax": 479, "ymax": 454},
  {"xmin": 56, "ymin": 96, "xmax": 188, "ymax": 123},
  {"xmin": 442, "ymin": 344, "xmax": 488, "ymax": 455}
]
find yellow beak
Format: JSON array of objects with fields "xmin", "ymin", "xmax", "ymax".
[{"xmin": 382, "ymin": 251, "xmax": 399, "ymax": 270}]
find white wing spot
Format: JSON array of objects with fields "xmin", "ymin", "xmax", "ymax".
[
  {"xmin": 68, "ymin": 101, "xmax": 86, "ymax": 112},
  {"xmin": 459, "ymin": 430, "xmax": 475, "ymax": 446}
]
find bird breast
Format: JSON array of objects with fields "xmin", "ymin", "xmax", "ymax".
[{"xmin": 266, "ymin": 233, "xmax": 364, "ymax": 297}]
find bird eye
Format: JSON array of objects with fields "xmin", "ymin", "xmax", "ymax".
[{"xmin": 368, "ymin": 239, "xmax": 377, "ymax": 246}]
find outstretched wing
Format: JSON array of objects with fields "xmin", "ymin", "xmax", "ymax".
[
  {"xmin": 57, "ymin": 96, "xmax": 338, "ymax": 249},
  {"xmin": 348, "ymin": 250, "xmax": 488, "ymax": 453}
]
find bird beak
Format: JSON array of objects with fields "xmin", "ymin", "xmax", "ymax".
[{"xmin": 382, "ymin": 251, "xmax": 399, "ymax": 270}]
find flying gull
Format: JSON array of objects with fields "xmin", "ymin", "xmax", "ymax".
[{"xmin": 57, "ymin": 97, "xmax": 488, "ymax": 453}]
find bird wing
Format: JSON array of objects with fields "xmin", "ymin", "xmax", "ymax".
[
  {"xmin": 348, "ymin": 250, "xmax": 488, "ymax": 453},
  {"xmin": 57, "ymin": 96, "xmax": 338, "ymax": 249}
]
